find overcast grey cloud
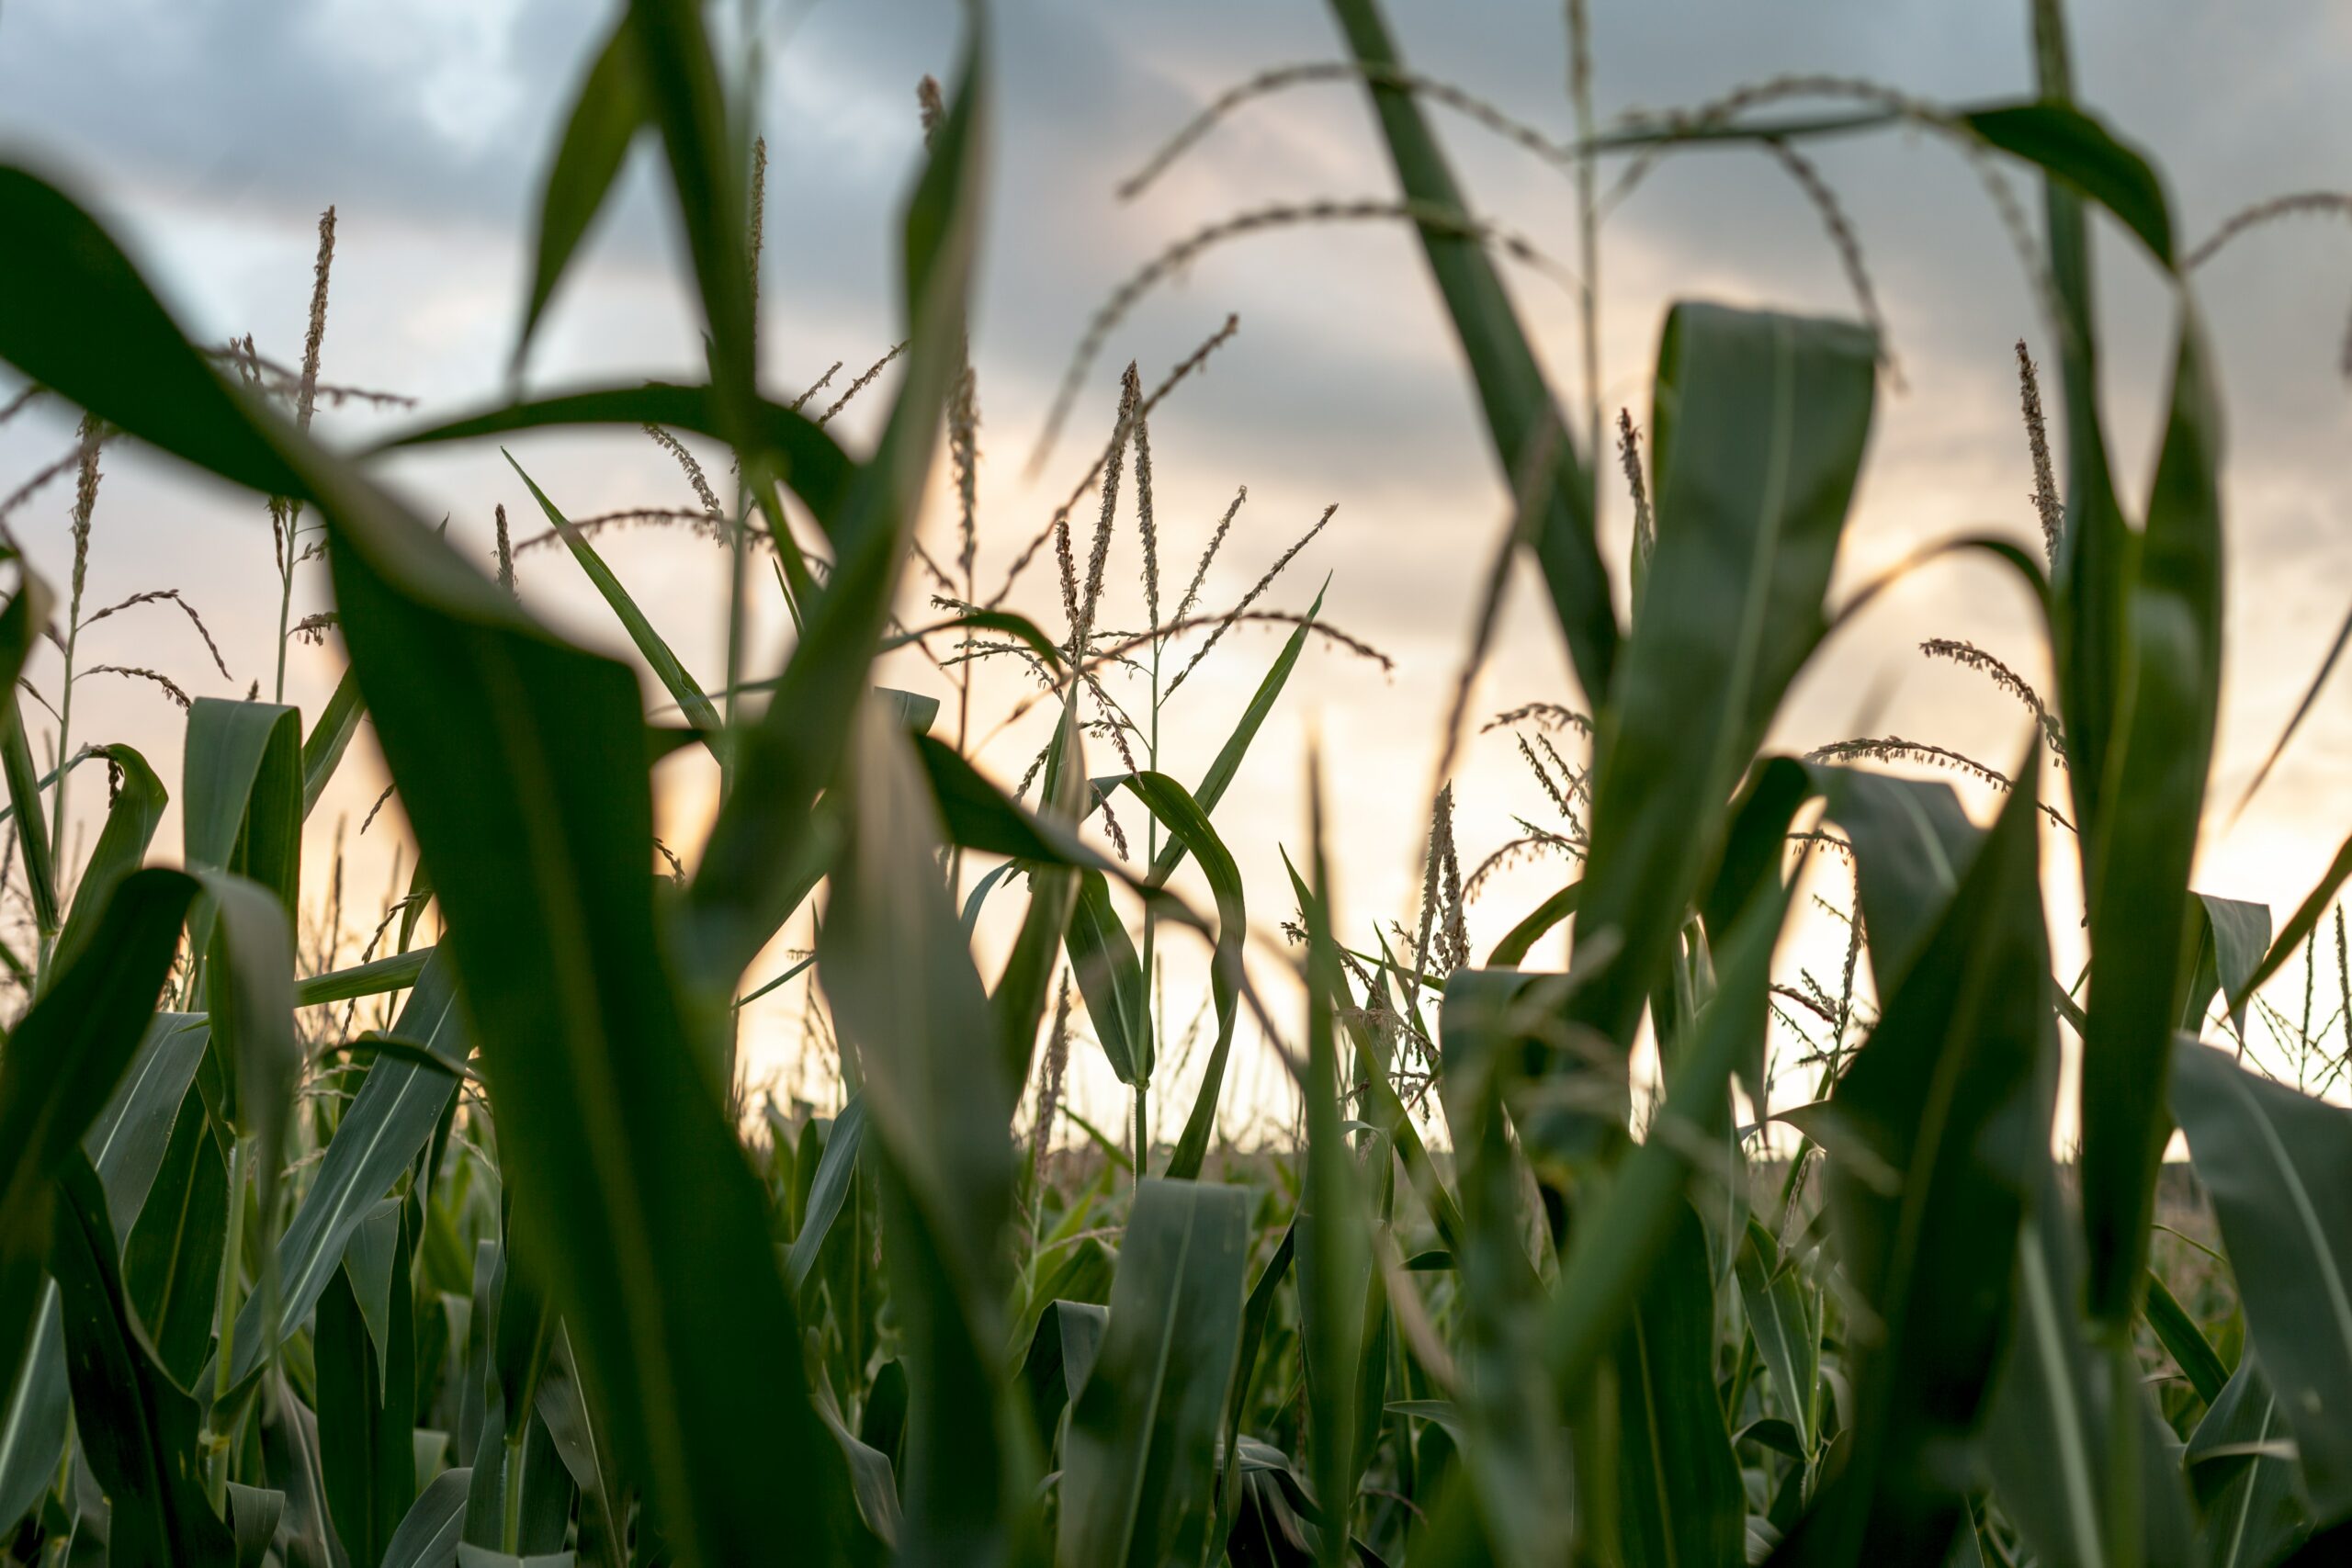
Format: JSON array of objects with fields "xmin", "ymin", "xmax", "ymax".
[{"xmin": 2, "ymin": 1, "xmax": 2348, "ymax": 1121}]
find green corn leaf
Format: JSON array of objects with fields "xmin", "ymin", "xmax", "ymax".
[
  {"xmin": 222, "ymin": 954, "xmax": 464, "ymax": 1390},
  {"xmin": 1736, "ymin": 1216, "xmax": 1820, "ymax": 1458},
  {"xmin": 224, "ymin": 1484, "xmax": 284, "ymax": 1568},
  {"xmin": 295, "ymin": 947, "xmax": 435, "ymax": 1009},
  {"xmin": 1614, "ymin": 1203, "xmax": 1745, "ymax": 1568},
  {"xmin": 0, "ymin": 717, "xmax": 56, "ymax": 947},
  {"xmin": 2186, "ymin": 1355, "xmax": 2311, "ymax": 1567},
  {"xmin": 2230, "ymin": 832, "xmax": 2352, "ymax": 1017},
  {"xmin": 301, "ymin": 664, "xmax": 367, "ymax": 818},
  {"xmin": 0, "ymin": 576, "xmax": 59, "ymax": 949},
  {"xmin": 1487, "ymin": 880, "xmax": 1578, "ymax": 968},
  {"xmin": 0, "ymin": 164, "xmax": 858, "ymax": 1558},
  {"xmin": 51, "ymin": 1153, "xmax": 236, "ymax": 1568},
  {"xmin": 316, "ymin": 1227, "xmax": 417, "ymax": 1568},
  {"xmin": 1963, "ymin": 101, "xmax": 2173, "ymax": 265},
  {"xmin": 626, "ymin": 0, "xmax": 754, "ymax": 440},
  {"xmin": 1121, "ymin": 772, "xmax": 1244, "ymax": 1180},
  {"xmin": 1541, "ymin": 831, "xmax": 1792, "ymax": 1397},
  {"xmin": 119, "ymin": 1084, "xmax": 227, "ymax": 1391},
  {"xmin": 342, "ymin": 1199, "xmax": 405, "ymax": 1382},
  {"xmin": 0, "ymin": 867, "xmax": 198, "ymax": 1411},
  {"xmin": 0, "ymin": 1291, "xmax": 65, "ymax": 1537},
  {"xmin": 1215, "ymin": 1223, "xmax": 1296, "ymax": 1549},
  {"xmin": 676, "ymin": 30, "xmax": 985, "ymax": 1006},
  {"xmin": 2143, "ymin": 1269, "xmax": 2230, "ymax": 1408},
  {"xmin": 2030, "ymin": 1, "xmax": 2132, "ymax": 850},
  {"xmin": 2172, "ymin": 1040, "xmax": 2352, "ymax": 1521},
  {"xmin": 989, "ymin": 706, "xmax": 1084, "ymax": 1089},
  {"xmin": 1803, "ymin": 766, "xmax": 1983, "ymax": 997},
  {"xmin": 1146, "ymin": 582, "xmax": 1325, "ymax": 888},
  {"xmin": 2078, "ymin": 317, "xmax": 2225, "ymax": 1328},
  {"xmin": 1019, "ymin": 1298, "xmax": 1107, "ymax": 1455},
  {"xmin": 517, "ymin": 16, "xmax": 646, "ymax": 367},
  {"xmin": 1066, "ymin": 869, "xmax": 1151, "ymax": 1087},
  {"xmin": 1297, "ymin": 765, "xmax": 1368, "ymax": 1568},
  {"xmin": 819, "ymin": 705, "xmax": 1030, "ymax": 1562},
  {"xmin": 534, "ymin": 1328, "xmax": 622, "ymax": 1568},
  {"xmin": 86, "ymin": 1014, "xmax": 211, "ymax": 1238},
  {"xmin": 1058, "ymin": 1179, "xmax": 1250, "ymax": 1568},
  {"xmin": 1568, "ymin": 300, "xmax": 1874, "ymax": 1070},
  {"xmin": 1323, "ymin": 0, "xmax": 1616, "ymax": 709},
  {"xmin": 782, "ymin": 1092, "xmax": 865, "ymax": 1294},
  {"xmin": 50, "ymin": 742, "xmax": 167, "ymax": 977},
  {"xmin": 1986, "ymin": 1071, "xmax": 2196, "ymax": 1568},
  {"xmin": 183, "ymin": 699, "xmax": 302, "ymax": 920},
  {"xmin": 504, "ymin": 452, "xmax": 720, "ymax": 733},
  {"xmin": 2183, "ymin": 894, "xmax": 2270, "ymax": 1040},
  {"xmin": 1430, "ymin": 969, "xmax": 1577, "ymax": 1568},
  {"xmin": 1776, "ymin": 750, "xmax": 2052, "ymax": 1566},
  {"xmin": 373, "ymin": 383, "xmax": 853, "ymax": 525},
  {"xmin": 381, "ymin": 1469, "xmax": 471, "ymax": 1568}
]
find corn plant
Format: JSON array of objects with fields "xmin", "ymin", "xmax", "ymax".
[{"xmin": 3, "ymin": 1, "xmax": 2352, "ymax": 1565}]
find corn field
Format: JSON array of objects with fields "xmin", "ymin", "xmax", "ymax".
[{"xmin": 5, "ymin": 1, "xmax": 2352, "ymax": 1564}]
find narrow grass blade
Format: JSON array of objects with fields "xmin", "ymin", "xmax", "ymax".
[{"xmin": 505, "ymin": 453, "xmax": 720, "ymax": 733}]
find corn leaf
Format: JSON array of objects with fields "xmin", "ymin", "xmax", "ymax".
[
  {"xmin": 2172, "ymin": 1040, "xmax": 2352, "ymax": 1522},
  {"xmin": 1058, "ymin": 1179, "xmax": 1250, "ymax": 1568}
]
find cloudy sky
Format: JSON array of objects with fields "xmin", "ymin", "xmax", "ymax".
[{"xmin": 3, "ymin": 0, "xmax": 2349, "ymax": 1134}]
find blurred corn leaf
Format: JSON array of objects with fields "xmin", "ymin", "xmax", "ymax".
[{"xmin": 517, "ymin": 15, "xmax": 646, "ymax": 367}]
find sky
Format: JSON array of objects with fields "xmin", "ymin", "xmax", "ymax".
[{"xmin": 2, "ymin": 0, "xmax": 2349, "ymax": 1144}]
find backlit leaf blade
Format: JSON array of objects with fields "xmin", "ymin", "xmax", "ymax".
[
  {"xmin": 2079, "ymin": 317, "xmax": 2225, "ymax": 1327},
  {"xmin": 1568, "ymin": 300, "xmax": 1874, "ymax": 1068},
  {"xmin": 1777, "ymin": 750, "xmax": 2052, "ymax": 1566},
  {"xmin": 2172, "ymin": 1039, "xmax": 2352, "ymax": 1522},
  {"xmin": 819, "ymin": 705, "xmax": 1030, "ymax": 1562},
  {"xmin": 1058, "ymin": 1179, "xmax": 1250, "ymax": 1568}
]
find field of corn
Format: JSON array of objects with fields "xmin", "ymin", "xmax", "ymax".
[{"xmin": 5, "ymin": 0, "xmax": 2352, "ymax": 1564}]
